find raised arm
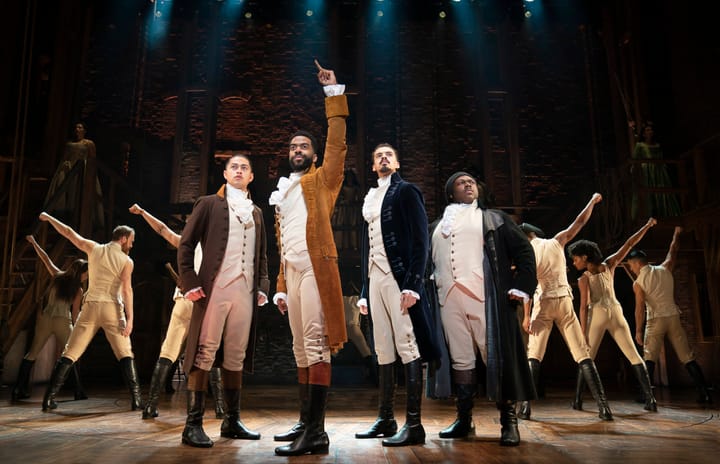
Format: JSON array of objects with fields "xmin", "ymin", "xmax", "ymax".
[
  {"xmin": 129, "ymin": 203, "xmax": 180, "ymax": 248},
  {"xmin": 119, "ymin": 259, "xmax": 134, "ymax": 337},
  {"xmin": 662, "ymin": 226, "xmax": 682, "ymax": 272},
  {"xmin": 315, "ymin": 60, "xmax": 348, "ymax": 190},
  {"xmin": 605, "ymin": 217, "xmax": 657, "ymax": 270},
  {"xmin": 39, "ymin": 212, "xmax": 96, "ymax": 255},
  {"xmin": 555, "ymin": 193, "xmax": 602, "ymax": 246},
  {"xmin": 633, "ymin": 282, "xmax": 647, "ymax": 346},
  {"xmin": 26, "ymin": 235, "xmax": 61, "ymax": 276}
]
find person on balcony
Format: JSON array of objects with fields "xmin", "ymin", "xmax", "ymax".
[{"xmin": 44, "ymin": 122, "xmax": 104, "ymax": 230}]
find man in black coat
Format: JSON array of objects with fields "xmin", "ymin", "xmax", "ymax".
[
  {"xmin": 356, "ymin": 143, "xmax": 440, "ymax": 447},
  {"xmin": 430, "ymin": 172, "xmax": 537, "ymax": 446}
]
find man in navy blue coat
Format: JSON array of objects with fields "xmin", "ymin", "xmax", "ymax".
[{"xmin": 356, "ymin": 143, "xmax": 439, "ymax": 447}]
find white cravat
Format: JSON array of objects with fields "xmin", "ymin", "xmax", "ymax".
[
  {"xmin": 362, "ymin": 175, "xmax": 391, "ymax": 222},
  {"xmin": 225, "ymin": 183, "xmax": 254, "ymax": 224}
]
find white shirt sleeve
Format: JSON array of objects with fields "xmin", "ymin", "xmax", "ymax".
[{"xmin": 323, "ymin": 84, "xmax": 345, "ymax": 97}]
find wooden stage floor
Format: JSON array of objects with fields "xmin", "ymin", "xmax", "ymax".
[{"xmin": 1, "ymin": 384, "xmax": 717, "ymax": 464}]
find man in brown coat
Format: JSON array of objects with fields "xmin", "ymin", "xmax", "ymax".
[
  {"xmin": 177, "ymin": 154, "xmax": 269, "ymax": 448},
  {"xmin": 270, "ymin": 61, "xmax": 348, "ymax": 456}
]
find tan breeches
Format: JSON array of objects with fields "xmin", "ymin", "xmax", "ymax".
[
  {"xmin": 286, "ymin": 263, "xmax": 331, "ymax": 368},
  {"xmin": 194, "ymin": 276, "xmax": 253, "ymax": 371},
  {"xmin": 440, "ymin": 285, "xmax": 487, "ymax": 371},
  {"xmin": 158, "ymin": 298, "xmax": 193, "ymax": 361},
  {"xmin": 643, "ymin": 314, "xmax": 695, "ymax": 364},
  {"xmin": 587, "ymin": 304, "xmax": 643, "ymax": 364},
  {"xmin": 62, "ymin": 301, "xmax": 134, "ymax": 362},
  {"xmin": 25, "ymin": 313, "xmax": 72, "ymax": 361},
  {"xmin": 369, "ymin": 264, "xmax": 420, "ymax": 365},
  {"xmin": 527, "ymin": 296, "xmax": 590, "ymax": 363}
]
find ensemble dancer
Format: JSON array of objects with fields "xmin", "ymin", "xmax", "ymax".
[
  {"xmin": 39, "ymin": 213, "xmax": 142, "ymax": 412},
  {"xmin": 517, "ymin": 193, "xmax": 613, "ymax": 421},
  {"xmin": 568, "ymin": 218, "xmax": 658, "ymax": 412},
  {"xmin": 12, "ymin": 236, "xmax": 87, "ymax": 402},
  {"xmin": 430, "ymin": 172, "xmax": 537, "ymax": 446},
  {"xmin": 629, "ymin": 226, "xmax": 713, "ymax": 404},
  {"xmin": 355, "ymin": 143, "xmax": 440, "ymax": 447},
  {"xmin": 270, "ymin": 60, "xmax": 348, "ymax": 456},
  {"xmin": 177, "ymin": 154, "xmax": 269, "ymax": 448},
  {"xmin": 128, "ymin": 204, "xmax": 226, "ymax": 420}
]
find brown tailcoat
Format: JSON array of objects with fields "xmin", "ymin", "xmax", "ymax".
[
  {"xmin": 178, "ymin": 185, "xmax": 269, "ymax": 374},
  {"xmin": 274, "ymin": 95, "xmax": 349, "ymax": 353}
]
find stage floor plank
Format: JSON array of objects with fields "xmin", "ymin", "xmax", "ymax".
[{"xmin": 1, "ymin": 385, "xmax": 717, "ymax": 463}]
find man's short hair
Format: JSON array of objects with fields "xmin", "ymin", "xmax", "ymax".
[
  {"xmin": 372, "ymin": 143, "xmax": 399, "ymax": 160},
  {"xmin": 628, "ymin": 249, "xmax": 648, "ymax": 263},
  {"xmin": 289, "ymin": 130, "xmax": 319, "ymax": 155},
  {"xmin": 112, "ymin": 225, "xmax": 135, "ymax": 241},
  {"xmin": 225, "ymin": 153, "xmax": 252, "ymax": 170}
]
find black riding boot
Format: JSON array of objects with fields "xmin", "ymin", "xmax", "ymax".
[
  {"xmin": 685, "ymin": 361, "xmax": 713, "ymax": 404},
  {"xmin": 632, "ymin": 363, "xmax": 657, "ymax": 412},
  {"xmin": 165, "ymin": 360, "xmax": 179, "ymax": 393},
  {"xmin": 572, "ymin": 365, "xmax": 584, "ymax": 411},
  {"xmin": 383, "ymin": 359, "xmax": 425, "ymax": 447},
  {"xmin": 72, "ymin": 364, "xmax": 88, "ymax": 400},
  {"xmin": 120, "ymin": 357, "xmax": 143, "ymax": 411},
  {"xmin": 498, "ymin": 400, "xmax": 520, "ymax": 446},
  {"xmin": 275, "ymin": 384, "xmax": 330, "ymax": 456},
  {"xmin": 143, "ymin": 357, "xmax": 173, "ymax": 419},
  {"xmin": 519, "ymin": 359, "xmax": 540, "ymax": 420},
  {"xmin": 42, "ymin": 357, "xmax": 74, "ymax": 411},
  {"xmin": 12, "ymin": 358, "xmax": 34, "ymax": 402},
  {"xmin": 439, "ymin": 369, "xmax": 476, "ymax": 438},
  {"xmin": 356, "ymin": 363, "xmax": 397, "ymax": 438},
  {"xmin": 579, "ymin": 359, "xmax": 613, "ymax": 421},
  {"xmin": 646, "ymin": 360, "xmax": 655, "ymax": 386},
  {"xmin": 221, "ymin": 388, "xmax": 261, "ymax": 439},
  {"xmin": 274, "ymin": 382, "xmax": 310, "ymax": 441},
  {"xmin": 182, "ymin": 390, "xmax": 213, "ymax": 448},
  {"xmin": 209, "ymin": 367, "xmax": 226, "ymax": 419}
]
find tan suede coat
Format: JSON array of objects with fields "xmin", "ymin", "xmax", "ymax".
[{"xmin": 275, "ymin": 95, "xmax": 349, "ymax": 353}]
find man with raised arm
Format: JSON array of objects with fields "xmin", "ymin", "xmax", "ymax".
[
  {"xmin": 270, "ymin": 60, "xmax": 348, "ymax": 456},
  {"xmin": 517, "ymin": 193, "xmax": 612, "ymax": 420},
  {"xmin": 128, "ymin": 204, "xmax": 226, "ymax": 421},
  {"xmin": 38, "ymin": 212, "xmax": 142, "ymax": 412},
  {"xmin": 629, "ymin": 226, "xmax": 713, "ymax": 404}
]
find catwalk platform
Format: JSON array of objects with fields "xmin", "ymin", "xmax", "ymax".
[{"xmin": 1, "ymin": 384, "xmax": 717, "ymax": 463}]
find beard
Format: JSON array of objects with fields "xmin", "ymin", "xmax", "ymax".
[
  {"xmin": 290, "ymin": 154, "xmax": 313, "ymax": 172},
  {"xmin": 378, "ymin": 165, "xmax": 392, "ymax": 174}
]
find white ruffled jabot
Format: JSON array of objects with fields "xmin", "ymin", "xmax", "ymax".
[
  {"xmin": 439, "ymin": 200, "xmax": 477, "ymax": 237},
  {"xmin": 362, "ymin": 175, "xmax": 391, "ymax": 222},
  {"xmin": 269, "ymin": 172, "xmax": 302, "ymax": 207}
]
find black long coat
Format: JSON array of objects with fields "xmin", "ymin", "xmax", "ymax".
[
  {"xmin": 482, "ymin": 208, "xmax": 537, "ymax": 401},
  {"xmin": 360, "ymin": 172, "xmax": 441, "ymax": 363}
]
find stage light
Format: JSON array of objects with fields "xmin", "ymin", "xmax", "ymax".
[
  {"xmin": 524, "ymin": 10, "xmax": 532, "ymax": 18},
  {"xmin": 439, "ymin": 11, "xmax": 447, "ymax": 19},
  {"xmin": 377, "ymin": 10, "xmax": 384, "ymax": 17},
  {"xmin": 525, "ymin": 0, "xmax": 535, "ymax": 2},
  {"xmin": 306, "ymin": 9, "xmax": 314, "ymax": 16},
  {"xmin": 244, "ymin": 11, "xmax": 252, "ymax": 18}
]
